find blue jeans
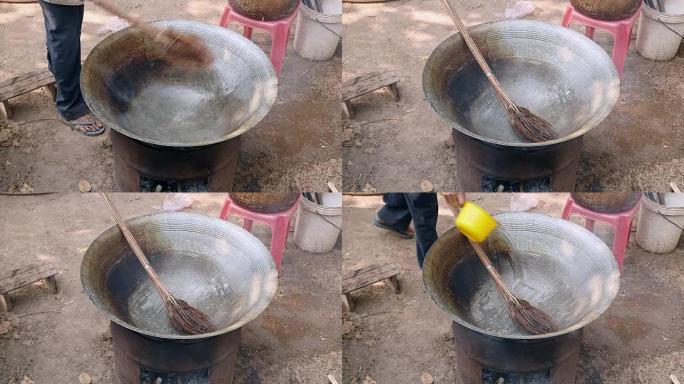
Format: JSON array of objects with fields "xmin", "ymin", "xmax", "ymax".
[
  {"xmin": 377, "ymin": 193, "xmax": 439, "ymax": 268},
  {"xmin": 39, "ymin": 0, "xmax": 89, "ymax": 121}
]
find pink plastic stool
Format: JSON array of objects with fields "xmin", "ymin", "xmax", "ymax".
[
  {"xmin": 219, "ymin": 194, "xmax": 301, "ymax": 273},
  {"xmin": 218, "ymin": 2, "xmax": 300, "ymax": 77},
  {"xmin": 561, "ymin": 3, "xmax": 642, "ymax": 78},
  {"xmin": 561, "ymin": 196, "xmax": 641, "ymax": 270}
]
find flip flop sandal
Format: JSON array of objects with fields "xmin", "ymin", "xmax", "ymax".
[
  {"xmin": 373, "ymin": 216, "xmax": 414, "ymax": 239},
  {"xmin": 68, "ymin": 119, "xmax": 105, "ymax": 137}
]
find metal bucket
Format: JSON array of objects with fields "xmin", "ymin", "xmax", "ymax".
[
  {"xmin": 423, "ymin": 212, "xmax": 620, "ymax": 382},
  {"xmin": 81, "ymin": 20, "xmax": 278, "ymax": 148},
  {"xmin": 571, "ymin": 0, "xmax": 641, "ymax": 20},
  {"xmin": 81, "ymin": 212, "xmax": 278, "ymax": 340},
  {"xmin": 229, "ymin": 0, "xmax": 299, "ymax": 21}
]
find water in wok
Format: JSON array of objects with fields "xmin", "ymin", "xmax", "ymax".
[
  {"xmin": 81, "ymin": 212, "xmax": 278, "ymax": 339},
  {"xmin": 423, "ymin": 20, "xmax": 620, "ymax": 147},
  {"xmin": 81, "ymin": 20, "xmax": 278, "ymax": 147},
  {"xmin": 423, "ymin": 212, "xmax": 620, "ymax": 338}
]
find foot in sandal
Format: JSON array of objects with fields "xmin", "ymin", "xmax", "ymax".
[
  {"xmin": 68, "ymin": 113, "xmax": 105, "ymax": 137},
  {"xmin": 373, "ymin": 216, "xmax": 415, "ymax": 239}
]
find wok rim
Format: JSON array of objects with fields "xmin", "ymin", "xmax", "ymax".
[
  {"xmin": 80, "ymin": 211, "xmax": 279, "ymax": 340},
  {"xmin": 80, "ymin": 19, "xmax": 278, "ymax": 148},
  {"xmin": 422, "ymin": 212, "xmax": 621, "ymax": 340},
  {"xmin": 422, "ymin": 19, "xmax": 621, "ymax": 148}
]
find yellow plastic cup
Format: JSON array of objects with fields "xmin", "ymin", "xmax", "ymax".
[{"xmin": 455, "ymin": 202, "xmax": 497, "ymax": 243}]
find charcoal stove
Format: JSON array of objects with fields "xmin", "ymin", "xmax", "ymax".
[
  {"xmin": 111, "ymin": 322, "xmax": 240, "ymax": 384},
  {"xmin": 81, "ymin": 20, "xmax": 278, "ymax": 192},
  {"xmin": 81, "ymin": 212, "xmax": 278, "ymax": 383},
  {"xmin": 423, "ymin": 212, "xmax": 620, "ymax": 383},
  {"xmin": 423, "ymin": 20, "xmax": 620, "ymax": 191}
]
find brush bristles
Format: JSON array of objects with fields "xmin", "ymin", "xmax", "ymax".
[
  {"xmin": 507, "ymin": 298, "xmax": 556, "ymax": 335},
  {"xmin": 165, "ymin": 298, "xmax": 216, "ymax": 335},
  {"xmin": 506, "ymin": 105, "xmax": 559, "ymax": 143},
  {"xmin": 159, "ymin": 28, "xmax": 215, "ymax": 70}
]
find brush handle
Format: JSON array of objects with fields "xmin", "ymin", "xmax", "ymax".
[
  {"xmin": 89, "ymin": 0, "xmax": 165, "ymax": 39},
  {"xmin": 99, "ymin": 193, "xmax": 166, "ymax": 289},
  {"xmin": 440, "ymin": 0, "xmax": 513, "ymax": 104},
  {"xmin": 442, "ymin": 196, "xmax": 517, "ymax": 302}
]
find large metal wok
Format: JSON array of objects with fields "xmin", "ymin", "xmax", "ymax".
[
  {"xmin": 81, "ymin": 212, "xmax": 278, "ymax": 340},
  {"xmin": 423, "ymin": 20, "xmax": 620, "ymax": 148},
  {"xmin": 423, "ymin": 212, "xmax": 620, "ymax": 339},
  {"xmin": 81, "ymin": 20, "xmax": 278, "ymax": 148}
]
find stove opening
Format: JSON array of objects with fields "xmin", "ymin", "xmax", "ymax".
[
  {"xmin": 140, "ymin": 367, "xmax": 209, "ymax": 384},
  {"xmin": 140, "ymin": 175, "xmax": 209, "ymax": 192},
  {"xmin": 481, "ymin": 176, "xmax": 552, "ymax": 192},
  {"xmin": 482, "ymin": 368, "xmax": 551, "ymax": 384}
]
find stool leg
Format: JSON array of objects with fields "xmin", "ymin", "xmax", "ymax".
[
  {"xmin": 561, "ymin": 6, "xmax": 573, "ymax": 28},
  {"xmin": 219, "ymin": 201, "xmax": 231, "ymax": 220},
  {"xmin": 585, "ymin": 26, "xmax": 596, "ymax": 39},
  {"xmin": 270, "ymin": 216, "xmax": 291, "ymax": 272},
  {"xmin": 585, "ymin": 218, "xmax": 596, "ymax": 232},
  {"xmin": 270, "ymin": 23, "xmax": 291, "ymax": 77},
  {"xmin": 561, "ymin": 200, "xmax": 573, "ymax": 220},
  {"xmin": 612, "ymin": 218, "xmax": 632, "ymax": 270},
  {"xmin": 612, "ymin": 24, "xmax": 631, "ymax": 78},
  {"xmin": 243, "ymin": 218, "xmax": 254, "ymax": 232},
  {"xmin": 243, "ymin": 25, "xmax": 254, "ymax": 40},
  {"xmin": 219, "ymin": 6, "xmax": 231, "ymax": 28}
]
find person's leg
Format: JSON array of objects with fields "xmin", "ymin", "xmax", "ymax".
[
  {"xmin": 375, "ymin": 193, "xmax": 413, "ymax": 237},
  {"xmin": 39, "ymin": 1, "xmax": 103, "ymax": 135},
  {"xmin": 404, "ymin": 193, "xmax": 439, "ymax": 268},
  {"xmin": 40, "ymin": 1, "xmax": 87, "ymax": 120}
]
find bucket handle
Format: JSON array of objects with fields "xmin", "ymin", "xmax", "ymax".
[
  {"xmin": 316, "ymin": 212, "xmax": 342, "ymax": 230},
  {"xmin": 656, "ymin": 208, "xmax": 684, "ymax": 232},
  {"xmin": 657, "ymin": 17, "xmax": 684, "ymax": 38},
  {"xmin": 312, "ymin": 17, "xmax": 342, "ymax": 38}
]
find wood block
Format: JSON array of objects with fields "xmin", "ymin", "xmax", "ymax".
[
  {"xmin": 387, "ymin": 275, "xmax": 400, "ymax": 294},
  {"xmin": 45, "ymin": 275, "xmax": 58, "ymax": 294},
  {"xmin": 387, "ymin": 82, "xmax": 400, "ymax": 101},
  {"xmin": 45, "ymin": 83, "xmax": 57, "ymax": 101},
  {"xmin": 342, "ymin": 71, "xmax": 400, "ymax": 102},
  {"xmin": 342, "ymin": 293, "xmax": 353, "ymax": 312},
  {"xmin": 343, "ymin": 263, "xmax": 400, "ymax": 294},
  {"xmin": 0, "ymin": 70, "xmax": 55, "ymax": 102},
  {"xmin": 0, "ymin": 294, "xmax": 12, "ymax": 312},
  {"xmin": 342, "ymin": 100, "xmax": 354, "ymax": 119},
  {"xmin": 0, "ymin": 101, "xmax": 9, "ymax": 120},
  {"xmin": 0, "ymin": 264, "xmax": 58, "ymax": 296}
]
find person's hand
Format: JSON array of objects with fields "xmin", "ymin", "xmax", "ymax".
[{"xmin": 442, "ymin": 192, "xmax": 466, "ymax": 208}]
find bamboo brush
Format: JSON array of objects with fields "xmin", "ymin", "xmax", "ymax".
[
  {"xmin": 440, "ymin": 0, "xmax": 559, "ymax": 143},
  {"xmin": 99, "ymin": 193, "xmax": 216, "ymax": 335},
  {"xmin": 442, "ymin": 195, "xmax": 556, "ymax": 335},
  {"xmin": 90, "ymin": 0, "xmax": 214, "ymax": 69}
]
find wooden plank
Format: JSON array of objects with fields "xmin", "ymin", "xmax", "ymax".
[
  {"xmin": 0, "ymin": 264, "xmax": 58, "ymax": 294},
  {"xmin": 342, "ymin": 71, "xmax": 399, "ymax": 101},
  {"xmin": 343, "ymin": 263, "xmax": 400, "ymax": 293},
  {"xmin": 0, "ymin": 70, "xmax": 56, "ymax": 102}
]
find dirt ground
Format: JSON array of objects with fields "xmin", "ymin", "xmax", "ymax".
[
  {"xmin": 0, "ymin": 193, "xmax": 342, "ymax": 383},
  {"xmin": 0, "ymin": 1, "xmax": 341, "ymax": 193},
  {"xmin": 342, "ymin": 0, "xmax": 684, "ymax": 192},
  {"xmin": 342, "ymin": 194, "xmax": 684, "ymax": 383}
]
